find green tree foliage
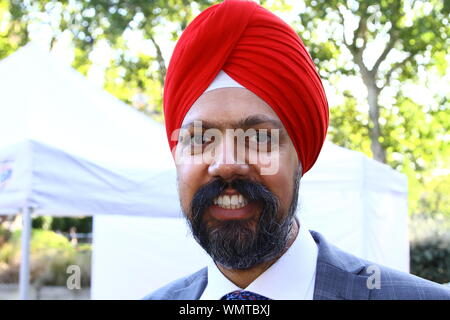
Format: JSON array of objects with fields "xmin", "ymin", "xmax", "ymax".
[
  {"xmin": 328, "ymin": 90, "xmax": 371, "ymax": 153},
  {"xmin": 298, "ymin": 0, "xmax": 449, "ymax": 161},
  {"xmin": 32, "ymin": 216, "xmax": 93, "ymax": 233},
  {"xmin": 0, "ymin": 0, "xmax": 29, "ymax": 59},
  {"xmin": 409, "ymin": 214, "xmax": 450, "ymax": 283},
  {"xmin": 417, "ymin": 174, "xmax": 450, "ymax": 218},
  {"xmin": 296, "ymin": 0, "xmax": 449, "ymax": 216}
]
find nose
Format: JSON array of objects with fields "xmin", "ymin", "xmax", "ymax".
[{"xmin": 207, "ymin": 133, "xmax": 250, "ymax": 181}]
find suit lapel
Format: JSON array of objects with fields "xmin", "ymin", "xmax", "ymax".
[
  {"xmin": 311, "ymin": 231, "xmax": 371, "ymax": 300},
  {"xmin": 172, "ymin": 267, "xmax": 208, "ymax": 300},
  {"xmin": 313, "ymin": 261, "xmax": 370, "ymax": 300}
]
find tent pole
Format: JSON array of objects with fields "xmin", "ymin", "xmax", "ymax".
[{"xmin": 19, "ymin": 205, "xmax": 31, "ymax": 300}]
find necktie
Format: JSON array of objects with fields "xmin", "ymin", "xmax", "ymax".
[{"xmin": 221, "ymin": 290, "xmax": 271, "ymax": 300}]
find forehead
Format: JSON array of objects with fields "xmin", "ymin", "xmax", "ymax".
[{"xmin": 181, "ymin": 87, "xmax": 282, "ymax": 128}]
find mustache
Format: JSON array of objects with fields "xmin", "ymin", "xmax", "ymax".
[
  {"xmin": 190, "ymin": 178, "xmax": 279, "ymax": 220},
  {"xmin": 188, "ymin": 177, "xmax": 290, "ymax": 270},
  {"xmin": 185, "ymin": 170, "xmax": 301, "ymax": 270}
]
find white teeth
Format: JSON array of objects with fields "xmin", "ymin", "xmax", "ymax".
[{"xmin": 213, "ymin": 193, "xmax": 248, "ymax": 209}]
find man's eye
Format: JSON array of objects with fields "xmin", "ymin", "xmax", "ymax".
[
  {"xmin": 257, "ymin": 131, "xmax": 270, "ymax": 143},
  {"xmin": 249, "ymin": 130, "xmax": 271, "ymax": 144},
  {"xmin": 192, "ymin": 134, "xmax": 206, "ymax": 146}
]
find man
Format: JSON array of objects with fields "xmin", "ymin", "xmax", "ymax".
[{"xmin": 145, "ymin": 0, "xmax": 450, "ymax": 300}]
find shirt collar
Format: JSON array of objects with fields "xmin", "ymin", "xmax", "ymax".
[{"xmin": 200, "ymin": 218, "xmax": 319, "ymax": 300}]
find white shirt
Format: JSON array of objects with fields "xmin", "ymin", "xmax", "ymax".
[{"xmin": 199, "ymin": 219, "xmax": 319, "ymax": 300}]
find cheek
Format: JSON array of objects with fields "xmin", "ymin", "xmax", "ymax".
[
  {"xmin": 261, "ymin": 172, "xmax": 293, "ymax": 212},
  {"xmin": 176, "ymin": 164, "xmax": 206, "ymax": 212},
  {"xmin": 258, "ymin": 149, "xmax": 298, "ymax": 211}
]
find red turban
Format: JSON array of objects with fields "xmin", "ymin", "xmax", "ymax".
[{"xmin": 164, "ymin": 0, "xmax": 329, "ymax": 175}]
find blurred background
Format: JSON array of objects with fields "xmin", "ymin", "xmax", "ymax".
[{"xmin": 0, "ymin": 0, "xmax": 448, "ymax": 299}]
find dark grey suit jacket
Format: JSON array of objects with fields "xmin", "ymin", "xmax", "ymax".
[{"xmin": 143, "ymin": 230, "xmax": 450, "ymax": 300}]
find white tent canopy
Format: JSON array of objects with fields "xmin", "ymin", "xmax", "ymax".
[
  {"xmin": 0, "ymin": 43, "xmax": 178, "ymax": 217},
  {"xmin": 92, "ymin": 141, "xmax": 410, "ymax": 299}
]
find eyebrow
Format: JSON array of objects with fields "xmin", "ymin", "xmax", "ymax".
[{"xmin": 181, "ymin": 114, "xmax": 285, "ymax": 131}]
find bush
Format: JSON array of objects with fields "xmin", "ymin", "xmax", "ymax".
[
  {"xmin": 50, "ymin": 217, "xmax": 92, "ymax": 233},
  {"xmin": 31, "ymin": 216, "xmax": 52, "ymax": 230},
  {"xmin": 32, "ymin": 216, "xmax": 93, "ymax": 233},
  {"xmin": 0, "ymin": 229, "xmax": 91, "ymax": 287},
  {"xmin": 409, "ymin": 214, "xmax": 450, "ymax": 284}
]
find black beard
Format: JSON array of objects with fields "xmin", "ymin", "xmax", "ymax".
[{"xmin": 185, "ymin": 170, "xmax": 301, "ymax": 270}]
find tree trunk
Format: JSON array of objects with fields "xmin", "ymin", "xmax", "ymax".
[
  {"xmin": 149, "ymin": 35, "xmax": 167, "ymax": 88},
  {"xmin": 366, "ymin": 80, "xmax": 387, "ymax": 163}
]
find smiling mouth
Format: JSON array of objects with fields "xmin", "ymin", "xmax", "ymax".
[
  {"xmin": 213, "ymin": 193, "xmax": 248, "ymax": 209},
  {"xmin": 208, "ymin": 189, "xmax": 257, "ymax": 221}
]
